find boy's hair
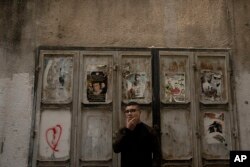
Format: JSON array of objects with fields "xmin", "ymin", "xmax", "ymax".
[{"xmin": 126, "ymin": 101, "xmax": 140, "ymax": 110}]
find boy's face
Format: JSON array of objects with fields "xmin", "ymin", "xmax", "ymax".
[{"xmin": 124, "ymin": 105, "xmax": 141, "ymax": 121}]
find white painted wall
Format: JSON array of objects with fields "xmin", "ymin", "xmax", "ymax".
[{"xmin": 0, "ymin": 73, "xmax": 33, "ymax": 167}]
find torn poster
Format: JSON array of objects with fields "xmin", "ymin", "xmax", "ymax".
[
  {"xmin": 42, "ymin": 57, "xmax": 73, "ymax": 103},
  {"xmin": 87, "ymin": 65, "xmax": 108, "ymax": 102},
  {"xmin": 164, "ymin": 73, "xmax": 185, "ymax": 103},
  {"xmin": 200, "ymin": 70, "xmax": 223, "ymax": 102},
  {"xmin": 124, "ymin": 72, "xmax": 147, "ymax": 99},
  {"xmin": 204, "ymin": 112, "xmax": 226, "ymax": 145}
]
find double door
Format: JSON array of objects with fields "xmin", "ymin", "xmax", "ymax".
[{"xmin": 32, "ymin": 49, "xmax": 238, "ymax": 167}]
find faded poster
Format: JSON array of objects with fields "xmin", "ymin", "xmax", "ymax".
[
  {"xmin": 164, "ymin": 73, "xmax": 185, "ymax": 103},
  {"xmin": 204, "ymin": 112, "xmax": 226, "ymax": 145},
  {"xmin": 42, "ymin": 57, "xmax": 73, "ymax": 103},
  {"xmin": 124, "ymin": 72, "xmax": 147, "ymax": 99},
  {"xmin": 200, "ymin": 70, "xmax": 223, "ymax": 102},
  {"xmin": 87, "ymin": 65, "xmax": 108, "ymax": 102}
]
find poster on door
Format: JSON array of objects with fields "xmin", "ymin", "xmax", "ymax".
[
  {"xmin": 124, "ymin": 72, "xmax": 147, "ymax": 99},
  {"xmin": 200, "ymin": 70, "xmax": 223, "ymax": 102},
  {"xmin": 86, "ymin": 65, "xmax": 108, "ymax": 102},
  {"xmin": 164, "ymin": 73, "xmax": 185, "ymax": 103},
  {"xmin": 42, "ymin": 57, "xmax": 73, "ymax": 103},
  {"xmin": 204, "ymin": 112, "xmax": 226, "ymax": 145}
]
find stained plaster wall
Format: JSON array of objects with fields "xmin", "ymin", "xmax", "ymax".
[
  {"xmin": 0, "ymin": 0, "xmax": 249, "ymax": 166},
  {"xmin": 232, "ymin": 0, "xmax": 250, "ymax": 150}
]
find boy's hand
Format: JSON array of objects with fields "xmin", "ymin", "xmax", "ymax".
[{"xmin": 126, "ymin": 117, "xmax": 139, "ymax": 130}]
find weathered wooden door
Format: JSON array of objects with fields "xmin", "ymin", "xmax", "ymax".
[
  {"xmin": 32, "ymin": 49, "xmax": 237, "ymax": 167},
  {"xmin": 78, "ymin": 50, "xmax": 153, "ymax": 167},
  {"xmin": 159, "ymin": 51, "xmax": 238, "ymax": 167},
  {"xmin": 32, "ymin": 50, "xmax": 79, "ymax": 167},
  {"xmin": 32, "ymin": 50, "xmax": 152, "ymax": 167}
]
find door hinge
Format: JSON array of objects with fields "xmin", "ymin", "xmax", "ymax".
[
  {"xmin": 35, "ymin": 66, "xmax": 41, "ymax": 72},
  {"xmin": 195, "ymin": 131, "xmax": 201, "ymax": 139},
  {"xmin": 0, "ymin": 140, "xmax": 4, "ymax": 154},
  {"xmin": 233, "ymin": 129, "xmax": 238, "ymax": 138},
  {"xmin": 33, "ymin": 130, "xmax": 37, "ymax": 138},
  {"xmin": 192, "ymin": 63, "xmax": 198, "ymax": 71},
  {"xmin": 113, "ymin": 64, "xmax": 119, "ymax": 71}
]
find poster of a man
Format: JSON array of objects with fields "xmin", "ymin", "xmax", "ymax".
[
  {"xmin": 125, "ymin": 73, "xmax": 147, "ymax": 99},
  {"xmin": 87, "ymin": 71, "xmax": 107, "ymax": 102}
]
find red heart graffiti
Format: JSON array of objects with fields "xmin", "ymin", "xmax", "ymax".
[{"xmin": 46, "ymin": 124, "xmax": 62, "ymax": 152}]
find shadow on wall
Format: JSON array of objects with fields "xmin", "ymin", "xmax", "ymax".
[{"xmin": 0, "ymin": 0, "xmax": 28, "ymax": 49}]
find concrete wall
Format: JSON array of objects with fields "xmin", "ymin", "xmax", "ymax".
[
  {"xmin": 232, "ymin": 0, "xmax": 250, "ymax": 149},
  {"xmin": 0, "ymin": 0, "xmax": 249, "ymax": 166},
  {"xmin": 0, "ymin": 1, "xmax": 35, "ymax": 167}
]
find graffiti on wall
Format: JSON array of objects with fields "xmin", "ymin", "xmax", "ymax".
[
  {"xmin": 45, "ymin": 124, "xmax": 62, "ymax": 154},
  {"xmin": 164, "ymin": 73, "xmax": 185, "ymax": 103},
  {"xmin": 86, "ymin": 65, "xmax": 108, "ymax": 102},
  {"xmin": 42, "ymin": 57, "xmax": 73, "ymax": 103},
  {"xmin": 200, "ymin": 70, "xmax": 223, "ymax": 103},
  {"xmin": 204, "ymin": 112, "xmax": 226, "ymax": 145}
]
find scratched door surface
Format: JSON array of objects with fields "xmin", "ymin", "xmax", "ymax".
[
  {"xmin": 33, "ymin": 49, "xmax": 236, "ymax": 167},
  {"xmin": 159, "ymin": 51, "xmax": 193, "ymax": 167},
  {"xmin": 119, "ymin": 51, "xmax": 153, "ymax": 128},
  {"xmin": 33, "ymin": 50, "xmax": 79, "ymax": 167},
  {"xmin": 195, "ymin": 53, "xmax": 234, "ymax": 167},
  {"xmin": 78, "ymin": 51, "xmax": 115, "ymax": 167},
  {"xmin": 33, "ymin": 50, "xmax": 153, "ymax": 167},
  {"xmin": 159, "ymin": 51, "xmax": 236, "ymax": 167}
]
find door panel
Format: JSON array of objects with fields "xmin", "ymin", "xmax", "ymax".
[
  {"xmin": 159, "ymin": 53, "xmax": 191, "ymax": 104},
  {"xmin": 201, "ymin": 110, "xmax": 231, "ymax": 159},
  {"xmin": 195, "ymin": 52, "xmax": 233, "ymax": 166},
  {"xmin": 161, "ymin": 109, "xmax": 192, "ymax": 160},
  {"xmin": 159, "ymin": 51, "xmax": 193, "ymax": 167},
  {"xmin": 196, "ymin": 55, "xmax": 228, "ymax": 104},
  {"xmin": 79, "ymin": 51, "xmax": 115, "ymax": 167},
  {"xmin": 34, "ymin": 50, "xmax": 79, "ymax": 167},
  {"xmin": 33, "ymin": 49, "xmax": 236, "ymax": 167},
  {"xmin": 38, "ymin": 109, "xmax": 71, "ymax": 161},
  {"xmin": 81, "ymin": 53, "xmax": 114, "ymax": 104},
  {"xmin": 42, "ymin": 56, "xmax": 74, "ymax": 104},
  {"xmin": 81, "ymin": 110, "xmax": 112, "ymax": 161},
  {"xmin": 120, "ymin": 52, "xmax": 152, "ymax": 104}
]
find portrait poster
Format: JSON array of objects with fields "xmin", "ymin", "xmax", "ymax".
[
  {"xmin": 42, "ymin": 57, "xmax": 73, "ymax": 103},
  {"xmin": 87, "ymin": 65, "xmax": 108, "ymax": 102},
  {"xmin": 204, "ymin": 112, "xmax": 226, "ymax": 145},
  {"xmin": 124, "ymin": 72, "xmax": 147, "ymax": 99},
  {"xmin": 164, "ymin": 73, "xmax": 185, "ymax": 103},
  {"xmin": 200, "ymin": 70, "xmax": 223, "ymax": 102}
]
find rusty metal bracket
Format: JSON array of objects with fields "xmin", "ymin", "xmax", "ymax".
[
  {"xmin": 232, "ymin": 129, "xmax": 238, "ymax": 138},
  {"xmin": 35, "ymin": 65, "xmax": 41, "ymax": 72},
  {"xmin": 113, "ymin": 64, "xmax": 119, "ymax": 71},
  {"xmin": 192, "ymin": 63, "xmax": 198, "ymax": 71},
  {"xmin": 195, "ymin": 131, "xmax": 201, "ymax": 139},
  {"xmin": 0, "ymin": 140, "xmax": 4, "ymax": 154},
  {"xmin": 32, "ymin": 130, "xmax": 37, "ymax": 139}
]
